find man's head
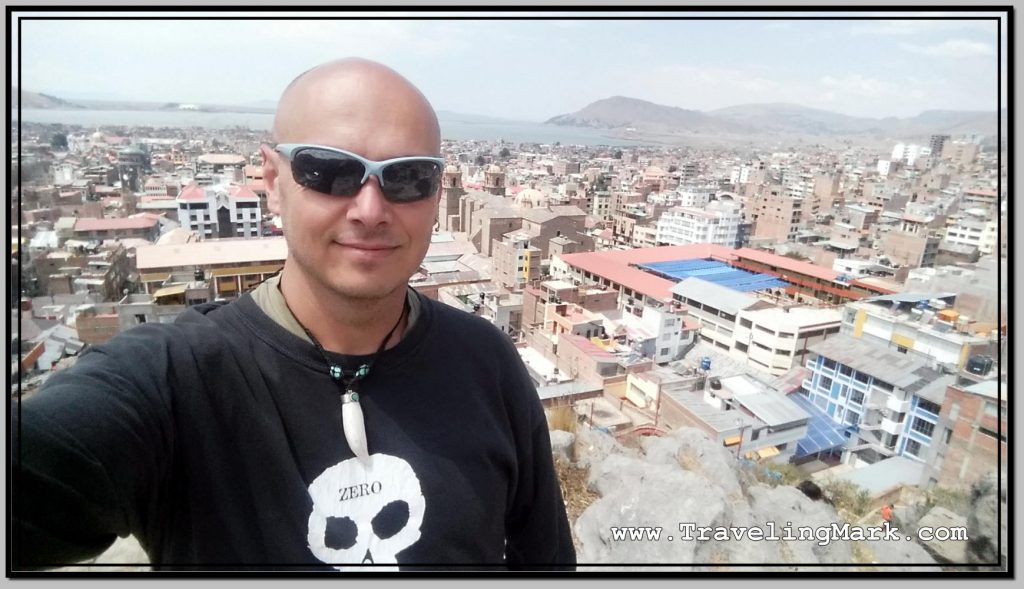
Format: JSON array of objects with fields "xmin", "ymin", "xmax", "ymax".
[{"xmin": 261, "ymin": 58, "xmax": 441, "ymax": 303}]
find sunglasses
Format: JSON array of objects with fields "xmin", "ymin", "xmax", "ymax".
[{"xmin": 275, "ymin": 144, "xmax": 445, "ymax": 203}]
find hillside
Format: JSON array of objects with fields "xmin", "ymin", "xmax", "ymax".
[
  {"xmin": 12, "ymin": 88, "xmax": 85, "ymax": 109},
  {"xmin": 547, "ymin": 97, "xmax": 1001, "ymax": 138}
]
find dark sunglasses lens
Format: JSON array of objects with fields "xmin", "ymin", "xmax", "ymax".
[
  {"xmin": 381, "ymin": 160, "xmax": 442, "ymax": 202},
  {"xmin": 291, "ymin": 148, "xmax": 365, "ymax": 196}
]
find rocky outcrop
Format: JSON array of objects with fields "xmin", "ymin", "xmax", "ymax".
[{"xmin": 570, "ymin": 427, "xmax": 941, "ymax": 571}]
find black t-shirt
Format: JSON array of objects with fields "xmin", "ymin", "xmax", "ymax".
[{"xmin": 13, "ymin": 292, "xmax": 575, "ymax": 570}]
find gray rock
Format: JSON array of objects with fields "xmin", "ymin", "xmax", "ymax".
[
  {"xmin": 861, "ymin": 534, "xmax": 941, "ymax": 570},
  {"xmin": 642, "ymin": 427, "xmax": 745, "ymax": 500},
  {"xmin": 747, "ymin": 485, "xmax": 852, "ymax": 566},
  {"xmin": 549, "ymin": 429, "xmax": 575, "ymax": 464},
  {"xmin": 573, "ymin": 425, "xmax": 639, "ymax": 468},
  {"xmin": 966, "ymin": 471, "xmax": 1008, "ymax": 568},
  {"xmin": 916, "ymin": 506, "xmax": 969, "ymax": 564},
  {"xmin": 575, "ymin": 454, "xmax": 726, "ymax": 564}
]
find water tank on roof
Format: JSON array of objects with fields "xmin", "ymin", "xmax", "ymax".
[
  {"xmin": 700, "ymin": 356, "xmax": 712, "ymax": 371},
  {"xmin": 966, "ymin": 355, "xmax": 994, "ymax": 376},
  {"xmin": 709, "ymin": 377, "xmax": 722, "ymax": 390}
]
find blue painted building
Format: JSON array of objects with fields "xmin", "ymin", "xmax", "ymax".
[{"xmin": 800, "ymin": 333, "xmax": 953, "ymax": 467}]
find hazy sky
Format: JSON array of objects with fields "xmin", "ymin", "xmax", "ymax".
[{"xmin": 12, "ymin": 10, "xmax": 1007, "ymax": 122}]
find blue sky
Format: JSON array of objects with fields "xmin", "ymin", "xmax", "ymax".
[{"xmin": 12, "ymin": 11, "xmax": 1006, "ymax": 122}]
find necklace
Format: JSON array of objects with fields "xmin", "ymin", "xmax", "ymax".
[{"xmin": 287, "ymin": 294, "xmax": 408, "ymax": 465}]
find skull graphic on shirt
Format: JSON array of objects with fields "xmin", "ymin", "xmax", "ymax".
[{"xmin": 306, "ymin": 453, "xmax": 425, "ymax": 570}]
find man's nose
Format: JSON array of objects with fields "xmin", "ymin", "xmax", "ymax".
[{"xmin": 346, "ymin": 176, "xmax": 391, "ymax": 226}]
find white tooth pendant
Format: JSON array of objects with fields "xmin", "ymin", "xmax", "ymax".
[{"xmin": 341, "ymin": 390, "xmax": 371, "ymax": 466}]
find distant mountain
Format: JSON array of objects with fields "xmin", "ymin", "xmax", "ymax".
[
  {"xmin": 12, "ymin": 88, "xmax": 85, "ymax": 109},
  {"xmin": 547, "ymin": 97, "xmax": 1001, "ymax": 138},
  {"xmin": 546, "ymin": 96, "xmax": 753, "ymax": 134}
]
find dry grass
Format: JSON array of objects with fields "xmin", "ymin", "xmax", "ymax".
[
  {"xmin": 555, "ymin": 460, "xmax": 600, "ymax": 553},
  {"xmin": 546, "ymin": 404, "xmax": 578, "ymax": 434}
]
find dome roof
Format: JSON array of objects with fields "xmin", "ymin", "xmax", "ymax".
[
  {"xmin": 90, "ymin": 131, "xmax": 105, "ymax": 142},
  {"xmin": 444, "ymin": 164, "xmax": 459, "ymax": 174},
  {"xmin": 513, "ymin": 188, "xmax": 548, "ymax": 209},
  {"xmin": 486, "ymin": 164, "xmax": 503, "ymax": 174}
]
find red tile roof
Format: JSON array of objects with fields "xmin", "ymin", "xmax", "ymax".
[
  {"xmin": 560, "ymin": 244, "xmax": 733, "ymax": 302},
  {"xmin": 732, "ymin": 247, "xmax": 839, "ymax": 282},
  {"xmin": 177, "ymin": 182, "xmax": 206, "ymax": 202},
  {"xmin": 229, "ymin": 185, "xmax": 260, "ymax": 201}
]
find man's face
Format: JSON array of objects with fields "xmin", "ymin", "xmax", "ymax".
[{"xmin": 263, "ymin": 68, "xmax": 440, "ymax": 302}]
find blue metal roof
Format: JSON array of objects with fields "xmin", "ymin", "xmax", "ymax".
[
  {"xmin": 788, "ymin": 392, "xmax": 857, "ymax": 458},
  {"xmin": 639, "ymin": 259, "xmax": 789, "ymax": 293}
]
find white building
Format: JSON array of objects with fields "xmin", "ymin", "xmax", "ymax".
[
  {"xmin": 841, "ymin": 294, "xmax": 998, "ymax": 373},
  {"xmin": 732, "ymin": 306, "xmax": 843, "ymax": 376},
  {"xmin": 620, "ymin": 305, "xmax": 690, "ymax": 365},
  {"xmin": 655, "ymin": 200, "xmax": 741, "ymax": 247},
  {"xmin": 674, "ymin": 184, "xmax": 717, "ymax": 208},
  {"xmin": 944, "ymin": 212, "xmax": 999, "ymax": 255},
  {"xmin": 175, "ymin": 183, "xmax": 262, "ymax": 240}
]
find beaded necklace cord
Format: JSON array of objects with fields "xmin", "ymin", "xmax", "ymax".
[{"xmin": 286, "ymin": 292, "xmax": 408, "ymax": 465}]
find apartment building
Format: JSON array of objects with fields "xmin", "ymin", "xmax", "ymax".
[
  {"xmin": 879, "ymin": 213, "xmax": 944, "ymax": 268},
  {"xmin": 732, "ymin": 306, "xmax": 842, "ymax": 376},
  {"xmin": 927, "ymin": 380, "xmax": 1006, "ymax": 489},
  {"xmin": 801, "ymin": 334, "xmax": 951, "ymax": 468},
  {"xmin": 944, "ymin": 213, "xmax": 998, "ymax": 255},
  {"xmin": 195, "ymin": 153, "xmax": 246, "ymax": 181},
  {"xmin": 649, "ymin": 368, "xmax": 810, "ymax": 463},
  {"xmin": 69, "ymin": 215, "xmax": 161, "ymax": 243},
  {"xmin": 750, "ymin": 185, "xmax": 803, "ymax": 243},
  {"xmin": 136, "ymin": 237, "xmax": 287, "ymax": 298},
  {"xmin": 655, "ymin": 199, "xmax": 741, "ymax": 247},
  {"xmin": 492, "ymin": 231, "xmax": 541, "ymax": 289},
  {"xmin": 176, "ymin": 183, "xmax": 262, "ymax": 240},
  {"xmin": 840, "ymin": 293, "xmax": 999, "ymax": 373},
  {"xmin": 671, "ymin": 277, "xmax": 766, "ymax": 353}
]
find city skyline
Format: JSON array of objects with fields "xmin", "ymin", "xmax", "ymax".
[{"xmin": 12, "ymin": 10, "xmax": 1007, "ymax": 123}]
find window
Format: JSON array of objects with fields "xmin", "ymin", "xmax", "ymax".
[
  {"xmin": 660, "ymin": 347, "xmax": 670, "ymax": 356},
  {"xmin": 911, "ymin": 417, "xmax": 935, "ymax": 438},
  {"xmin": 775, "ymin": 348, "xmax": 792, "ymax": 356},
  {"xmin": 839, "ymin": 365, "xmax": 853, "ymax": 376},
  {"xmin": 943, "ymin": 428, "xmax": 953, "ymax": 444},
  {"xmin": 822, "ymin": 358, "xmax": 837, "ymax": 370},
  {"xmin": 917, "ymin": 399, "xmax": 941, "ymax": 415},
  {"xmin": 845, "ymin": 410, "xmax": 860, "ymax": 426},
  {"xmin": 897, "ymin": 346, "xmax": 908, "ymax": 354},
  {"xmin": 820, "ymin": 376, "xmax": 833, "ymax": 390},
  {"xmin": 875, "ymin": 380, "xmax": 894, "ymax": 392},
  {"xmin": 734, "ymin": 342, "xmax": 749, "ymax": 353},
  {"xmin": 905, "ymin": 439, "xmax": 922, "ymax": 457},
  {"xmin": 779, "ymin": 332, "xmax": 794, "ymax": 338},
  {"xmin": 134, "ymin": 314, "xmax": 147, "ymax": 324},
  {"xmin": 984, "ymin": 401, "xmax": 999, "ymax": 418},
  {"xmin": 854, "ymin": 371, "xmax": 870, "ymax": 384},
  {"xmin": 978, "ymin": 426, "xmax": 1006, "ymax": 443},
  {"xmin": 850, "ymin": 390, "xmax": 865, "ymax": 405}
]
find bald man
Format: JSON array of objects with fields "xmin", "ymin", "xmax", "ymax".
[{"xmin": 13, "ymin": 58, "xmax": 576, "ymax": 571}]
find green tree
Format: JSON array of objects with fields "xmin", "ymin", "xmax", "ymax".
[
  {"xmin": 612, "ymin": 149, "xmax": 623, "ymax": 159},
  {"xmin": 475, "ymin": 155, "xmax": 486, "ymax": 166},
  {"xmin": 499, "ymin": 147, "xmax": 511, "ymax": 159},
  {"xmin": 50, "ymin": 133, "xmax": 68, "ymax": 150}
]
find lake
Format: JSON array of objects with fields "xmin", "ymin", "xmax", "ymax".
[{"xmin": 14, "ymin": 108, "xmax": 652, "ymax": 147}]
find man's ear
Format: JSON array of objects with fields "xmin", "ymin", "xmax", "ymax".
[{"xmin": 260, "ymin": 144, "xmax": 282, "ymax": 215}]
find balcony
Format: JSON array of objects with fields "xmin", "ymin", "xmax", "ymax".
[{"xmin": 886, "ymin": 395, "xmax": 911, "ymax": 413}]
